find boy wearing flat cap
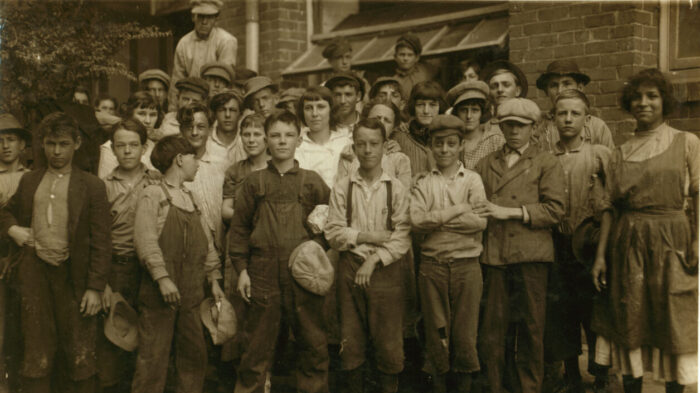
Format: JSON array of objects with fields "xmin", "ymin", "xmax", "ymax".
[
  {"xmin": 410, "ymin": 114, "xmax": 488, "ymax": 393},
  {"xmin": 325, "ymin": 117, "xmax": 411, "ymax": 393},
  {"xmin": 168, "ymin": 0, "xmax": 237, "ymax": 112},
  {"xmin": 533, "ymin": 60, "xmax": 614, "ymax": 152},
  {"xmin": 322, "ymin": 38, "xmax": 371, "ymax": 105},
  {"xmin": 243, "ymin": 76, "xmax": 279, "ymax": 119},
  {"xmin": 326, "ymin": 71, "xmax": 365, "ymax": 132},
  {"xmin": 158, "ymin": 76, "xmax": 210, "ymax": 140},
  {"xmin": 474, "ymin": 98, "xmax": 565, "ymax": 393},
  {"xmin": 392, "ymin": 33, "xmax": 438, "ymax": 100},
  {"xmin": 139, "ymin": 69, "xmax": 170, "ymax": 110},
  {"xmin": 201, "ymin": 61, "xmax": 235, "ymax": 97}
]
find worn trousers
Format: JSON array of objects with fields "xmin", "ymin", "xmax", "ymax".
[
  {"xmin": 338, "ymin": 252, "xmax": 404, "ymax": 374},
  {"xmin": 418, "ymin": 256, "xmax": 482, "ymax": 375},
  {"xmin": 479, "ymin": 263, "xmax": 549, "ymax": 393},
  {"xmin": 235, "ymin": 255, "xmax": 329, "ymax": 393}
]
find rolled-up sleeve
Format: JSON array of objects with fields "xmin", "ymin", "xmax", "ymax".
[
  {"xmin": 409, "ymin": 177, "xmax": 450, "ymax": 232},
  {"xmin": 134, "ymin": 186, "xmax": 169, "ymax": 281}
]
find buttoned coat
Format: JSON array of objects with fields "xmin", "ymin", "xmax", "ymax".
[
  {"xmin": 475, "ymin": 145, "xmax": 565, "ymax": 265},
  {"xmin": 0, "ymin": 167, "xmax": 112, "ymax": 298}
]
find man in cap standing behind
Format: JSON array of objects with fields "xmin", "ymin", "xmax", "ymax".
[
  {"xmin": 168, "ymin": 0, "xmax": 237, "ymax": 112},
  {"xmin": 392, "ymin": 33, "xmax": 438, "ymax": 100},
  {"xmin": 533, "ymin": 60, "xmax": 614, "ymax": 151},
  {"xmin": 157, "ymin": 77, "xmax": 210, "ymax": 140},
  {"xmin": 139, "ymin": 69, "xmax": 170, "ymax": 111}
]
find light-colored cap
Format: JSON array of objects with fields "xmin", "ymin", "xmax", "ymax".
[{"xmin": 497, "ymin": 98, "xmax": 541, "ymax": 125}]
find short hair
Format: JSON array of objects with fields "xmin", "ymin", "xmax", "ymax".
[
  {"xmin": 361, "ymin": 98, "xmax": 401, "ymax": 128},
  {"xmin": 454, "ymin": 98, "xmax": 492, "ymax": 124},
  {"xmin": 94, "ymin": 94, "xmax": 118, "ymax": 109},
  {"xmin": 459, "ymin": 58, "xmax": 481, "ymax": 76},
  {"xmin": 406, "ymin": 81, "xmax": 448, "ymax": 117},
  {"xmin": 297, "ymin": 86, "xmax": 334, "ymax": 127},
  {"xmin": 353, "ymin": 117, "xmax": 387, "ymax": 142},
  {"xmin": 554, "ymin": 89, "xmax": 590, "ymax": 113},
  {"xmin": 264, "ymin": 110, "xmax": 300, "ymax": 135},
  {"xmin": 177, "ymin": 102, "xmax": 213, "ymax": 132},
  {"xmin": 210, "ymin": 91, "xmax": 242, "ymax": 112},
  {"xmin": 620, "ymin": 68, "xmax": 676, "ymax": 116},
  {"xmin": 73, "ymin": 85, "xmax": 90, "ymax": 101},
  {"xmin": 240, "ymin": 113, "xmax": 266, "ymax": 131},
  {"xmin": 125, "ymin": 91, "xmax": 163, "ymax": 127},
  {"xmin": 370, "ymin": 80, "xmax": 403, "ymax": 100},
  {"xmin": 328, "ymin": 79, "xmax": 360, "ymax": 96},
  {"xmin": 150, "ymin": 135, "xmax": 196, "ymax": 173},
  {"xmin": 109, "ymin": 118, "xmax": 148, "ymax": 145},
  {"xmin": 37, "ymin": 112, "xmax": 80, "ymax": 142}
]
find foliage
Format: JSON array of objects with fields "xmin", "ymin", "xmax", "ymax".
[{"xmin": 0, "ymin": 0, "xmax": 170, "ymax": 114}]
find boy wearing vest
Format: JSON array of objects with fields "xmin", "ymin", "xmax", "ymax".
[
  {"xmin": 410, "ymin": 114, "xmax": 488, "ymax": 393},
  {"xmin": 229, "ymin": 111, "xmax": 331, "ymax": 393},
  {"xmin": 325, "ymin": 118, "xmax": 411, "ymax": 393}
]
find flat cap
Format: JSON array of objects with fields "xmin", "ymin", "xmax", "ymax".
[
  {"xmin": 536, "ymin": 59, "xmax": 591, "ymax": 91},
  {"xmin": 322, "ymin": 38, "xmax": 352, "ymax": 60},
  {"xmin": 481, "ymin": 60, "xmax": 529, "ymax": 98},
  {"xmin": 190, "ymin": 0, "xmax": 222, "ymax": 15},
  {"xmin": 138, "ymin": 69, "xmax": 170, "ymax": 89},
  {"xmin": 288, "ymin": 241, "xmax": 334, "ymax": 296},
  {"xmin": 200, "ymin": 297, "xmax": 237, "ymax": 345},
  {"xmin": 497, "ymin": 98, "xmax": 541, "ymax": 125},
  {"xmin": 428, "ymin": 114, "xmax": 465, "ymax": 137},
  {"xmin": 446, "ymin": 80, "xmax": 489, "ymax": 108},
  {"xmin": 396, "ymin": 33, "xmax": 422, "ymax": 55},
  {"xmin": 211, "ymin": 89, "xmax": 244, "ymax": 104},
  {"xmin": 0, "ymin": 113, "xmax": 31, "ymax": 142},
  {"xmin": 325, "ymin": 71, "xmax": 365, "ymax": 100},
  {"xmin": 201, "ymin": 62, "xmax": 235, "ymax": 84},
  {"xmin": 369, "ymin": 76, "xmax": 403, "ymax": 99},
  {"xmin": 277, "ymin": 87, "xmax": 306, "ymax": 105},
  {"xmin": 175, "ymin": 76, "xmax": 210, "ymax": 97},
  {"xmin": 243, "ymin": 76, "xmax": 278, "ymax": 100}
]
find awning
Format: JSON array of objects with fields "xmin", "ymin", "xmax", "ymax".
[{"xmin": 283, "ymin": 4, "xmax": 509, "ymax": 76}]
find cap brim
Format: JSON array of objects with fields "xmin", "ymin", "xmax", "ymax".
[
  {"xmin": 203, "ymin": 69, "xmax": 232, "ymax": 83},
  {"xmin": 454, "ymin": 91, "xmax": 487, "ymax": 107},
  {"xmin": 244, "ymin": 83, "xmax": 277, "ymax": 100},
  {"xmin": 498, "ymin": 115, "xmax": 533, "ymax": 125}
]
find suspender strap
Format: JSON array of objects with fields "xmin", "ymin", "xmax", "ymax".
[
  {"xmin": 346, "ymin": 179, "xmax": 394, "ymax": 231},
  {"xmin": 346, "ymin": 179, "xmax": 354, "ymax": 227},
  {"xmin": 159, "ymin": 183, "xmax": 172, "ymax": 208}
]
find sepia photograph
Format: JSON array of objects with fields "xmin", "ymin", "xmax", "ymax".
[{"xmin": 0, "ymin": 0, "xmax": 697, "ymax": 392}]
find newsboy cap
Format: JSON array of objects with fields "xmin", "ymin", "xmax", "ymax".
[
  {"xmin": 288, "ymin": 241, "xmax": 334, "ymax": 296},
  {"xmin": 446, "ymin": 80, "xmax": 489, "ymax": 108},
  {"xmin": 243, "ymin": 76, "xmax": 278, "ymax": 100},
  {"xmin": 369, "ymin": 76, "xmax": 403, "ymax": 99},
  {"xmin": 175, "ymin": 77, "xmax": 210, "ymax": 97},
  {"xmin": 396, "ymin": 33, "xmax": 422, "ymax": 55},
  {"xmin": 200, "ymin": 297, "xmax": 237, "ymax": 345},
  {"xmin": 480, "ymin": 60, "xmax": 529, "ymax": 98},
  {"xmin": 428, "ymin": 114, "xmax": 465, "ymax": 137},
  {"xmin": 497, "ymin": 98, "xmax": 541, "ymax": 125},
  {"xmin": 190, "ymin": 0, "xmax": 222, "ymax": 15},
  {"xmin": 0, "ymin": 113, "xmax": 31, "ymax": 142},
  {"xmin": 138, "ymin": 69, "xmax": 171, "ymax": 89},
  {"xmin": 277, "ymin": 87, "xmax": 305, "ymax": 105},
  {"xmin": 201, "ymin": 62, "xmax": 235, "ymax": 84},
  {"xmin": 536, "ymin": 60, "xmax": 591, "ymax": 91},
  {"xmin": 325, "ymin": 71, "xmax": 365, "ymax": 100},
  {"xmin": 322, "ymin": 38, "xmax": 352, "ymax": 60}
]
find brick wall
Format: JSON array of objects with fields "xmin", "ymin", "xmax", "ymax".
[
  {"xmin": 508, "ymin": 1, "xmax": 660, "ymax": 144},
  {"xmin": 218, "ymin": 1, "xmax": 247, "ymax": 67}
]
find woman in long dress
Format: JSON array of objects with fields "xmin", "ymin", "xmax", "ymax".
[{"xmin": 591, "ymin": 68, "xmax": 698, "ymax": 393}]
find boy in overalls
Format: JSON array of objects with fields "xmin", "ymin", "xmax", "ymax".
[
  {"xmin": 131, "ymin": 135, "xmax": 224, "ymax": 393},
  {"xmin": 230, "ymin": 111, "xmax": 331, "ymax": 393}
]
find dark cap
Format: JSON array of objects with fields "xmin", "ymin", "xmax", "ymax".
[
  {"xmin": 322, "ymin": 38, "xmax": 352, "ymax": 60},
  {"xmin": 325, "ymin": 71, "xmax": 365, "ymax": 100},
  {"xmin": 480, "ymin": 60, "xmax": 529, "ymax": 98},
  {"xmin": 138, "ymin": 69, "xmax": 171, "ymax": 89},
  {"xmin": 396, "ymin": 33, "xmax": 422, "ymax": 55},
  {"xmin": 175, "ymin": 77, "xmax": 210, "ymax": 97},
  {"xmin": 369, "ymin": 76, "xmax": 403, "ymax": 99},
  {"xmin": 0, "ymin": 113, "xmax": 31, "ymax": 142},
  {"xmin": 201, "ymin": 62, "xmax": 235, "ymax": 84},
  {"xmin": 536, "ymin": 60, "xmax": 591, "ymax": 91},
  {"xmin": 428, "ymin": 114, "xmax": 465, "ymax": 137}
]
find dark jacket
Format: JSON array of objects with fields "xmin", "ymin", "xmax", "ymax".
[
  {"xmin": 475, "ymin": 144, "xmax": 565, "ymax": 265},
  {"xmin": 0, "ymin": 167, "xmax": 112, "ymax": 297}
]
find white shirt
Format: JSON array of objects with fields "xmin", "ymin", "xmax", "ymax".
[{"xmin": 295, "ymin": 127, "xmax": 353, "ymax": 188}]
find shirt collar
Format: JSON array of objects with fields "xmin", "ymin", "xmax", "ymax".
[
  {"xmin": 198, "ymin": 149, "xmax": 214, "ymax": 163},
  {"xmin": 0, "ymin": 163, "xmax": 26, "ymax": 174},
  {"xmin": 267, "ymin": 159, "xmax": 300, "ymax": 175},
  {"xmin": 504, "ymin": 143, "xmax": 529, "ymax": 156},
  {"xmin": 106, "ymin": 164, "xmax": 149, "ymax": 182},
  {"xmin": 553, "ymin": 136, "xmax": 585, "ymax": 155},
  {"xmin": 431, "ymin": 162, "xmax": 468, "ymax": 179},
  {"xmin": 349, "ymin": 168, "xmax": 391, "ymax": 187},
  {"xmin": 395, "ymin": 64, "xmax": 418, "ymax": 77},
  {"xmin": 211, "ymin": 127, "xmax": 238, "ymax": 148}
]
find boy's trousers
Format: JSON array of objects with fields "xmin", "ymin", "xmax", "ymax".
[
  {"xmin": 235, "ymin": 253, "xmax": 329, "ymax": 393},
  {"xmin": 418, "ymin": 256, "xmax": 482, "ymax": 375},
  {"xmin": 479, "ymin": 262, "xmax": 548, "ymax": 393},
  {"xmin": 338, "ymin": 252, "xmax": 404, "ymax": 374}
]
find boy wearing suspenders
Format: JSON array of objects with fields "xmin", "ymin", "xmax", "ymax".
[{"xmin": 325, "ymin": 118, "xmax": 411, "ymax": 393}]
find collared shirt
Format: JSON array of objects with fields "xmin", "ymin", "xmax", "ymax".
[
  {"xmin": 462, "ymin": 122, "xmax": 505, "ymax": 170},
  {"xmin": 32, "ymin": 168, "xmax": 71, "ymax": 265},
  {"xmin": 134, "ymin": 180, "xmax": 221, "ymax": 282},
  {"xmin": 393, "ymin": 62, "xmax": 438, "ymax": 101},
  {"xmin": 325, "ymin": 170, "xmax": 411, "ymax": 266},
  {"xmin": 104, "ymin": 165, "xmax": 160, "ymax": 256},
  {"xmin": 295, "ymin": 127, "xmax": 353, "ymax": 188},
  {"xmin": 98, "ymin": 139, "xmax": 157, "ymax": 179},
  {"xmin": 504, "ymin": 142, "xmax": 530, "ymax": 168},
  {"xmin": 168, "ymin": 27, "xmax": 238, "ymax": 112},
  {"xmin": 409, "ymin": 163, "xmax": 488, "ymax": 260},
  {"xmin": 534, "ymin": 113, "xmax": 615, "ymax": 152},
  {"xmin": 553, "ymin": 139, "xmax": 612, "ymax": 235},
  {"xmin": 0, "ymin": 165, "xmax": 29, "ymax": 207},
  {"xmin": 206, "ymin": 127, "xmax": 247, "ymax": 172},
  {"xmin": 184, "ymin": 150, "xmax": 226, "ymax": 252}
]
